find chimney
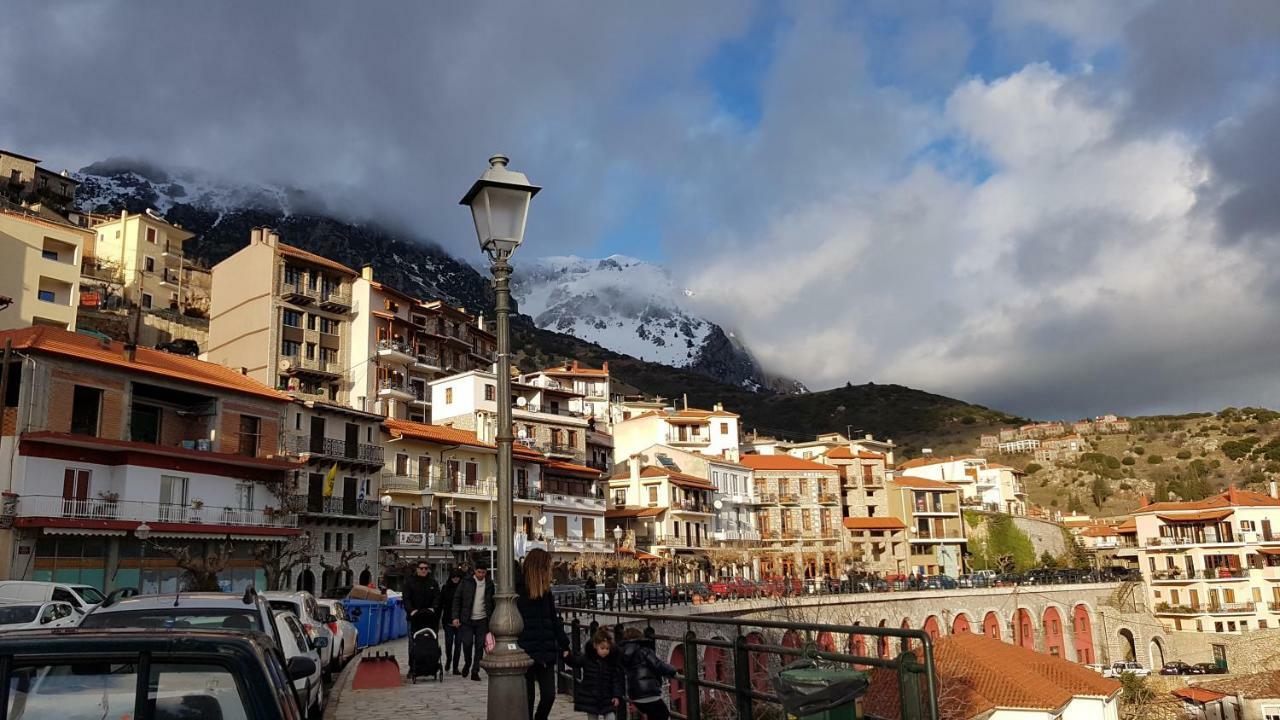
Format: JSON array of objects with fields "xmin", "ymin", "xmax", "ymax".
[
  {"xmin": 250, "ymin": 227, "xmax": 263, "ymax": 245},
  {"xmin": 361, "ymin": 264, "xmax": 374, "ymax": 281},
  {"xmin": 602, "ymin": 361, "xmax": 609, "ymax": 374},
  {"xmin": 476, "ymin": 312, "xmax": 483, "ymax": 328},
  {"xmin": 629, "ymin": 454, "xmax": 641, "ymax": 483},
  {"xmin": 1271, "ymin": 480, "xmax": 1278, "ymax": 500},
  {"xmin": 865, "ymin": 433, "xmax": 873, "ymax": 441},
  {"xmin": 713, "ymin": 402, "xmax": 724, "ymax": 413},
  {"xmin": 120, "ymin": 210, "xmax": 127, "ymax": 220},
  {"xmin": 265, "ymin": 229, "xmax": 280, "ymax": 247}
]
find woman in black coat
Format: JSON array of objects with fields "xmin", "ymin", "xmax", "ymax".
[
  {"xmin": 517, "ymin": 549, "xmax": 570, "ymax": 720},
  {"xmin": 565, "ymin": 627, "xmax": 625, "ymax": 717},
  {"xmin": 435, "ymin": 569, "xmax": 463, "ymax": 672}
]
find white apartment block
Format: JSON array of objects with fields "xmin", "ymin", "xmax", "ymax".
[
  {"xmin": 520, "ymin": 361, "xmax": 613, "ymax": 426},
  {"xmin": 999, "ymin": 438, "xmax": 1040, "ymax": 454},
  {"xmin": 612, "ymin": 404, "xmax": 741, "ymax": 463},
  {"xmin": 1136, "ymin": 487, "xmax": 1280, "ymax": 634},
  {"xmin": 897, "ymin": 455, "xmax": 1027, "ymax": 515}
]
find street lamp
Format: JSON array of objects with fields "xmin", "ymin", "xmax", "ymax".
[
  {"xmin": 613, "ymin": 524, "xmax": 623, "ymax": 550},
  {"xmin": 135, "ymin": 521, "xmax": 152, "ymax": 541},
  {"xmin": 462, "ymin": 155, "xmax": 539, "ymax": 719}
]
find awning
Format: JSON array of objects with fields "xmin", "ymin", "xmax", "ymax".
[
  {"xmin": 1257, "ymin": 548, "xmax": 1280, "ymax": 556},
  {"xmin": 618, "ymin": 548, "xmax": 662, "ymax": 562},
  {"xmin": 605, "ymin": 507, "xmax": 665, "ymax": 519},
  {"xmin": 43, "ymin": 527, "xmax": 127, "ymax": 537},
  {"xmin": 1157, "ymin": 510, "xmax": 1234, "ymax": 523},
  {"xmin": 843, "ymin": 517, "xmax": 906, "ymax": 531}
]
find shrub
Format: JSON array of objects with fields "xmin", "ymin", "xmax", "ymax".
[
  {"xmin": 1132, "ymin": 446, "xmax": 1145, "ymax": 455},
  {"xmin": 1122, "ymin": 456, "xmax": 1136, "ymax": 466},
  {"xmin": 1024, "ymin": 463, "xmax": 1043, "ymax": 474},
  {"xmin": 1147, "ymin": 455, "xmax": 1164, "ymax": 464},
  {"xmin": 1176, "ymin": 450, "xmax": 1192, "ymax": 460}
]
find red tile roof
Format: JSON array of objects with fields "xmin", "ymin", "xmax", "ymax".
[
  {"xmin": 738, "ymin": 455, "xmax": 836, "ymax": 472},
  {"xmin": 1172, "ymin": 687, "xmax": 1228, "ymax": 703},
  {"xmin": 897, "ymin": 455, "xmax": 980, "ymax": 470},
  {"xmin": 1196, "ymin": 669, "xmax": 1280, "ymax": 699},
  {"xmin": 891, "ymin": 475, "xmax": 958, "ymax": 491},
  {"xmin": 862, "ymin": 633, "xmax": 1120, "ymax": 719},
  {"xmin": 539, "ymin": 361, "xmax": 609, "ymax": 377},
  {"xmin": 1139, "ymin": 487, "xmax": 1280, "ymax": 514},
  {"xmin": 543, "ymin": 459, "xmax": 601, "ymax": 477},
  {"xmin": 1079, "ymin": 524, "xmax": 1119, "ymax": 538},
  {"xmin": 843, "ymin": 517, "xmax": 906, "ymax": 531},
  {"xmin": 608, "ymin": 465, "xmax": 713, "ymax": 490},
  {"xmin": 1156, "ymin": 509, "xmax": 1234, "ymax": 523},
  {"xmin": 383, "ymin": 419, "xmax": 546, "ymax": 460},
  {"xmin": 278, "ymin": 243, "xmax": 358, "ymax": 276},
  {"xmin": 824, "ymin": 447, "xmax": 885, "ymax": 460},
  {"xmin": 0, "ymin": 326, "xmax": 288, "ymax": 401}
]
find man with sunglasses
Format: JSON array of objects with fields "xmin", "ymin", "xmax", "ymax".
[{"xmin": 403, "ymin": 562, "xmax": 440, "ymax": 636}]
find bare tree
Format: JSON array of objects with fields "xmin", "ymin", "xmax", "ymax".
[
  {"xmin": 319, "ymin": 548, "xmax": 367, "ymax": 586},
  {"xmin": 252, "ymin": 534, "xmax": 316, "ymax": 591},
  {"xmin": 152, "ymin": 541, "xmax": 234, "ymax": 591}
]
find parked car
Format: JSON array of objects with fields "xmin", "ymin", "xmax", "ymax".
[
  {"xmin": 1160, "ymin": 661, "xmax": 1196, "ymax": 675},
  {"xmin": 0, "ymin": 628, "xmax": 312, "ymax": 720},
  {"xmin": 274, "ymin": 610, "xmax": 327, "ymax": 719},
  {"xmin": 316, "ymin": 599, "xmax": 359, "ymax": 667},
  {"xmin": 1103, "ymin": 661, "xmax": 1150, "ymax": 678},
  {"xmin": 78, "ymin": 589, "xmax": 285, "ymax": 655},
  {"xmin": 0, "ymin": 601, "xmax": 77, "ymax": 631},
  {"xmin": 922, "ymin": 575, "xmax": 958, "ymax": 590},
  {"xmin": 732, "ymin": 578, "xmax": 762, "ymax": 598},
  {"xmin": 707, "ymin": 577, "xmax": 735, "ymax": 599},
  {"xmin": 0, "ymin": 580, "xmax": 104, "ymax": 615},
  {"xmin": 263, "ymin": 591, "xmax": 336, "ymax": 674},
  {"xmin": 1193, "ymin": 662, "xmax": 1227, "ymax": 675}
]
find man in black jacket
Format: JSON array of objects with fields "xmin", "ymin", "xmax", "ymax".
[
  {"xmin": 402, "ymin": 562, "xmax": 439, "ymax": 635},
  {"xmin": 436, "ymin": 569, "xmax": 463, "ymax": 672},
  {"xmin": 451, "ymin": 563, "xmax": 495, "ymax": 680}
]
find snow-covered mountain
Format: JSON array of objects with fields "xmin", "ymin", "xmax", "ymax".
[{"xmin": 513, "ymin": 256, "xmax": 807, "ymax": 393}]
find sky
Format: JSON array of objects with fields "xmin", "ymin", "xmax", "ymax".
[{"xmin": 3, "ymin": 1, "xmax": 1280, "ymax": 419}]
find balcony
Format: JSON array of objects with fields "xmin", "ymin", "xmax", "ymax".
[
  {"xmin": 911, "ymin": 529, "xmax": 965, "ymax": 541},
  {"xmin": 287, "ymin": 494, "xmax": 381, "ymax": 520},
  {"xmin": 1201, "ymin": 568, "xmax": 1247, "ymax": 580},
  {"xmin": 280, "ymin": 355, "xmax": 341, "ymax": 378},
  {"xmin": 159, "ymin": 268, "xmax": 180, "ymax": 286},
  {"xmin": 317, "ymin": 286, "xmax": 351, "ymax": 311},
  {"xmin": 779, "ymin": 493, "xmax": 799, "ymax": 504},
  {"xmin": 431, "ymin": 478, "xmax": 497, "ymax": 498},
  {"xmin": 671, "ymin": 500, "xmax": 714, "ymax": 514},
  {"xmin": 546, "ymin": 442, "xmax": 586, "ymax": 462},
  {"xmin": 412, "ymin": 353, "xmax": 441, "ymax": 371},
  {"xmin": 665, "ymin": 433, "xmax": 710, "ymax": 447},
  {"xmin": 15, "ymin": 496, "xmax": 298, "ymax": 529},
  {"xmin": 381, "ymin": 473, "xmax": 430, "ymax": 493},
  {"xmin": 376, "ymin": 339, "xmax": 415, "ymax": 365},
  {"xmin": 761, "ymin": 529, "xmax": 781, "ymax": 540},
  {"xmin": 81, "ymin": 259, "xmax": 124, "ymax": 285},
  {"xmin": 819, "ymin": 492, "xmax": 840, "ymax": 505},
  {"xmin": 1209, "ymin": 602, "xmax": 1256, "ymax": 615},
  {"xmin": 377, "ymin": 378, "xmax": 415, "ymax": 401},
  {"xmin": 284, "ymin": 435, "xmax": 384, "ymax": 466},
  {"xmin": 1154, "ymin": 603, "xmax": 1205, "ymax": 615},
  {"xmin": 754, "ymin": 493, "xmax": 778, "ymax": 504},
  {"xmin": 542, "ymin": 492, "xmax": 605, "ymax": 511},
  {"xmin": 1151, "ymin": 570, "xmax": 1193, "ymax": 583},
  {"xmin": 280, "ymin": 279, "xmax": 316, "ymax": 304},
  {"xmin": 521, "ymin": 404, "xmax": 586, "ymax": 419},
  {"xmin": 515, "ymin": 486, "xmax": 543, "ymax": 502}
]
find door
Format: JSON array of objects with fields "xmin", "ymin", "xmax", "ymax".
[
  {"xmin": 446, "ymin": 460, "xmax": 460, "ymax": 490},
  {"xmin": 465, "ymin": 462, "xmax": 477, "ymax": 487},
  {"xmin": 310, "ymin": 417, "xmax": 326, "ymax": 454},
  {"xmin": 418, "ymin": 456, "xmax": 431, "ymax": 490},
  {"xmin": 61, "ymin": 468, "xmax": 90, "ymax": 517},
  {"xmin": 159, "ymin": 475, "xmax": 188, "ymax": 521},
  {"xmin": 553, "ymin": 515, "xmax": 568, "ymax": 540},
  {"xmin": 308, "ymin": 473, "xmax": 324, "ymax": 513},
  {"xmin": 345, "ymin": 423, "xmax": 359, "ymax": 459},
  {"xmin": 342, "ymin": 477, "xmax": 358, "ymax": 515}
]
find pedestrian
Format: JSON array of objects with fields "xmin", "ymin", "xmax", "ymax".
[
  {"xmin": 604, "ymin": 574, "xmax": 617, "ymax": 610},
  {"xmin": 436, "ymin": 569, "xmax": 463, "ymax": 673},
  {"xmin": 451, "ymin": 562, "xmax": 494, "ymax": 680},
  {"xmin": 584, "ymin": 575, "xmax": 597, "ymax": 609},
  {"xmin": 517, "ymin": 548, "xmax": 570, "ymax": 720},
  {"xmin": 402, "ymin": 562, "xmax": 439, "ymax": 636},
  {"xmin": 620, "ymin": 627, "xmax": 676, "ymax": 720},
  {"xmin": 565, "ymin": 627, "xmax": 625, "ymax": 720}
]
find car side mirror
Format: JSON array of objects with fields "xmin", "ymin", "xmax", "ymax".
[
  {"xmin": 312, "ymin": 636, "xmax": 329, "ymax": 650},
  {"xmin": 287, "ymin": 656, "xmax": 317, "ymax": 681}
]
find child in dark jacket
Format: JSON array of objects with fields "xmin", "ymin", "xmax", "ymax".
[
  {"xmin": 565, "ymin": 627, "xmax": 626, "ymax": 720},
  {"xmin": 620, "ymin": 627, "xmax": 677, "ymax": 720}
]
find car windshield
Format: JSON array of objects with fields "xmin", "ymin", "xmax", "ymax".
[
  {"xmin": 0, "ymin": 606, "xmax": 40, "ymax": 624},
  {"xmin": 72, "ymin": 587, "xmax": 105, "ymax": 604},
  {"xmin": 80, "ymin": 609, "xmax": 262, "ymax": 632},
  {"xmin": 6, "ymin": 660, "xmax": 250, "ymax": 720}
]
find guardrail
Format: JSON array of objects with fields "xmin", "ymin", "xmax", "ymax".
[
  {"xmin": 16, "ymin": 496, "xmax": 298, "ymax": 528},
  {"xmin": 554, "ymin": 606, "xmax": 939, "ymax": 720}
]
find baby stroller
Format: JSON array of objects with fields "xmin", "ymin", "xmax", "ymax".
[{"xmin": 408, "ymin": 623, "xmax": 444, "ymax": 683}]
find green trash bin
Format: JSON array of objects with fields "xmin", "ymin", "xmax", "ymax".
[{"xmin": 774, "ymin": 664, "xmax": 869, "ymax": 720}]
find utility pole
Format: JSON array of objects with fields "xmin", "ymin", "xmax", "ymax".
[{"xmin": 0, "ymin": 340, "xmax": 12, "ymax": 425}]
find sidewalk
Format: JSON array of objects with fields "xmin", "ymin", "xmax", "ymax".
[{"xmin": 328, "ymin": 637, "xmax": 579, "ymax": 720}]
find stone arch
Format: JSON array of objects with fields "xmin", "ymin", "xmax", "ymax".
[
  {"xmin": 1072, "ymin": 604, "xmax": 1096, "ymax": 664},
  {"xmin": 703, "ymin": 638, "xmax": 731, "ymax": 706},
  {"xmin": 952, "ymin": 613, "xmax": 972, "ymax": 635},
  {"xmin": 1042, "ymin": 606, "xmax": 1066, "ymax": 658},
  {"xmin": 745, "ymin": 632, "xmax": 770, "ymax": 693},
  {"xmin": 982, "ymin": 611, "xmax": 1001, "ymax": 640},
  {"xmin": 816, "ymin": 631, "xmax": 837, "ymax": 653},
  {"xmin": 1148, "ymin": 637, "xmax": 1165, "ymax": 669},
  {"xmin": 296, "ymin": 568, "xmax": 316, "ymax": 593},
  {"xmin": 1117, "ymin": 628, "xmax": 1136, "ymax": 662},
  {"xmin": 1014, "ymin": 608, "xmax": 1035, "ymax": 650},
  {"xmin": 848, "ymin": 622, "xmax": 868, "ymax": 666},
  {"xmin": 877, "ymin": 619, "xmax": 890, "ymax": 658},
  {"xmin": 922, "ymin": 615, "xmax": 941, "ymax": 640},
  {"xmin": 321, "ymin": 568, "xmax": 335, "ymax": 591},
  {"xmin": 669, "ymin": 643, "xmax": 687, "ymax": 716}
]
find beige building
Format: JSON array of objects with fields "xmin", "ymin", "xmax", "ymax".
[
  {"xmin": 89, "ymin": 210, "xmax": 195, "ymax": 314},
  {"xmin": 348, "ymin": 266, "xmax": 495, "ymax": 421},
  {"xmin": 207, "ymin": 228, "xmax": 357, "ymax": 403},
  {"xmin": 887, "ymin": 476, "xmax": 967, "ymax": 576},
  {"xmin": 0, "ymin": 205, "xmax": 88, "ymax": 331},
  {"xmin": 1135, "ymin": 487, "xmax": 1280, "ymax": 635},
  {"xmin": 0, "ymin": 150, "xmax": 79, "ymax": 213},
  {"xmin": 613, "ymin": 404, "xmax": 741, "ymax": 462},
  {"xmin": 819, "ymin": 446, "xmax": 907, "ymax": 575},
  {"xmin": 739, "ymin": 454, "xmax": 844, "ymax": 579},
  {"xmin": 606, "ymin": 455, "xmax": 717, "ymax": 582},
  {"xmin": 784, "ymin": 432, "xmax": 897, "ymax": 466}
]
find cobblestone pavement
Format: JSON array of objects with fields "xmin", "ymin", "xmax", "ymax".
[{"xmin": 328, "ymin": 637, "xmax": 578, "ymax": 720}]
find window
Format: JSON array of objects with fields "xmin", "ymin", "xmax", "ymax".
[
  {"xmin": 720, "ymin": 422, "xmax": 729, "ymax": 434},
  {"xmin": 647, "ymin": 486, "xmax": 658, "ymax": 506},
  {"xmin": 159, "ymin": 475, "xmax": 188, "ymax": 520},
  {"xmin": 41, "ymin": 248, "xmax": 58, "ymax": 261},
  {"xmin": 236, "ymin": 483, "xmax": 254, "ymax": 510},
  {"xmin": 324, "ymin": 532, "xmax": 332, "ymax": 551},
  {"xmin": 464, "ymin": 512, "xmax": 478, "ymax": 533},
  {"xmin": 347, "ymin": 532, "xmax": 354, "ymax": 549},
  {"xmin": 307, "ymin": 313, "xmax": 317, "ymax": 330},
  {"xmin": 141, "ymin": 292, "xmax": 153, "ymax": 309},
  {"xmin": 144, "ymin": 256, "xmax": 155, "ymax": 272},
  {"xmin": 8, "ymin": 170, "xmax": 18, "ymax": 183},
  {"xmin": 70, "ymin": 385, "xmax": 102, "ymax": 436},
  {"xmin": 129, "ymin": 403, "xmax": 162, "ymax": 443},
  {"xmin": 613, "ymin": 489, "xmax": 626, "ymax": 506},
  {"xmin": 485, "ymin": 384, "xmax": 495, "ymax": 401},
  {"xmin": 37, "ymin": 289, "xmax": 55, "ymax": 303},
  {"xmin": 282, "ymin": 339, "xmax": 300, "ymax": 356},
  {"xmin": 319, "ymin": 317, "xmax": 338, "ymax": 334},
  {"xmin": 146, "ymin": 227, "xmax": 157, "ymax": 243},
  {"xmin": 238, "ymin": 415, "xmax": 261, "ymax": 457},
  {"xmin": 283, "ymin": 309, "xmax": 302, "ymax": 327},
  {"xmin": 445, "ymin": 388, "xmax": 453, "ymax": 404}
]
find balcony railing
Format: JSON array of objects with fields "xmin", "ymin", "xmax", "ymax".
[
  {"xmin": 81, "ymin": 259, "xmax": 124, "ymax": 284},
  {"xmin": 280, "ymin": 354, "xmax": 341, "ymax": 376},
  {"xmin": 665, "ymin": 434, "xmax": 710, "ymax": 446},
  {"xmin": 15, "ymin": 496, "xmax": 298, "ymax": 529},
  {"xmin": 516, "ymin": 486, "xmax": 543, "ymax": 502},
  {"xmin": 1201, "ymin": 568, "xmax": 1246, "ymax": 579},
  {"xmin": 542, "ymin": 492, "xmax": 605, "ymax": 511},
  {"xmin": 1209, "ymin": 602, "xmax": 1256, "ymax": 614},
  {"xmin": 819, "ymin": 492, "xmax": 840, "ymax": 504},
  {"xmin": 912, "ymin": 529, "xmax": 964, "ymax": 540},
  {"xmin": 381, "ymin": 473, "xmax": 430, "ymax": 493},
  {"xmin": 779, "ymin": 493, "xmax": 799, "ymax": 504},
  {"xmin": 284, "ymin": 434, "xmax": 384, "ymax": 465},
  {"xmin": 431, "ymin": 478, "xmax": 497, "ymax": 497},
  {"xmin": 317, "ymin": 286, "xmax": 351, "ymax": 309},
  {"xmin": 286, "ymin": 494, "xmax": 380, "ymax": 519},
  {"xmin": 755, "ymin": 493, "xmax": 778, "ymax": 504},
  {"xmin": 671, "ymin": 500, "xmax": 714, "ymax": 514}
]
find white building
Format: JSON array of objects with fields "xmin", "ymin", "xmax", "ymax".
[
  {"xmin": 895, "ymin": 455, "xmax": 1026, "ymax": 515},
  {"xmin": 784, "ymin": 432, "xmax": 897, "ymax": 466},
  {"xmin": 520, "ymin": 361, "xmax": 614, "ymax": 426},
  {"xmin": 612, "ymin": 404, "xmax": 740, "ymax": 463},
  {"xmin": 626, "ymin": 444, "xmax": 758, "ymax": 544}
]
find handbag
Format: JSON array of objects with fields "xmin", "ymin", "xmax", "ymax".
[{"xmin": 485, "ymin": 631, "xmax": 496, "ymax": 653}]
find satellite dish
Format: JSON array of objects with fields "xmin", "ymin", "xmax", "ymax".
[
  {"xmin": 713, "ymin": 500, "xmax": 724, "ymax": 510},
  {"xmin": 278, "ymin": 359, "xmax": 294, "ymax": 371},
  {"xmin": 516, "ymin": 397, "xmax": 528, "ymax": 407}
]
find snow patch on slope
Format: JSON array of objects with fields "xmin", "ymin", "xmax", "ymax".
[
  {"xmin": 75, "ymin": 162, "xmax": 294, "ymax": 218},
  {"xmin": 513, "ymin": 255, "xmax": 713, "ymax": 367}
]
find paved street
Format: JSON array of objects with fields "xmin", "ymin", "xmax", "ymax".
[{"xmin": 329, "ymin": 638, "xmax": 578, "ymax": 720}]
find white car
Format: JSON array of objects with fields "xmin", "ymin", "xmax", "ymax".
[
  {"xmin": 0, "ymin": 581, "xmax": 104, "ymax": 616},
  {"xmin": 0, "ymin": 601, "xmax": 77, "ymax": 631},
  {"xmin": 1103, "ymin": 661, "xmax": 1150, "ymax": 678},
  {"xmin": 317, "ymin": 598, "xmax": 359, "ymax": 666},
  {"xmin": 263, "ymin": 591, "xmax": 336, "ymax": 673},
  {"xmin": 274, "ymin": 609, "xmax": 327, "ymax": 720}
]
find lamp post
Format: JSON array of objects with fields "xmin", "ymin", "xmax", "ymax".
[{"xmin": 461, "ymin": 154, "xmax": 539, "ymax": 720}]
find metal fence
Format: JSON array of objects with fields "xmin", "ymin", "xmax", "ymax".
[{"xmin": 555, "ymin": 606, "xmax": 939, "ymax": 720}]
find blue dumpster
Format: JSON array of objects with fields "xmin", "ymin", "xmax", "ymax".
[
  {"xmin": 347, "ymin": 599, "xmax": 382, "ymax": 648},
  {"xmin": 385, "ymin": 597, "xmax": 407, "ymax": 640},
  {"xmin": 378, "ymin": 598, "xmax": 395, "ymax": 643}
]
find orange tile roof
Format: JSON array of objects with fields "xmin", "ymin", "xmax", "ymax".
[
  {"xmin": 539, "ymin": 361, "xmax": 609, "ymax": 377},
  {"xmin": 382, "ymin": 418, "xmax": 492, "ymax": 450},
  {"xmin": 862, "ymin": 633, "xmax": 1120, "ymax": 719},
  {"xmin": 1079, "ymin": 524, "xmax": 1119, "ymax": 538},
  {"xmin": 825, "ymin": 447, "xmax": 885, "ymax": 460},
  {"xmin": 0, "ymin": 326, "xmax": 288, "ymax": 401},
  {"xmin": 1115, "ymin": 518, "xmax": 1137, "ymax": 533},
  {"xmin": 897, "ymin": 455, "xmax": 980, "ymax": 470},
  {"xmin": 843, "ymin": 517, "xmax": 906, "ymax": 531},
  {"xmin": 544, "ymin": 459, "xmax": 602, "ymax": 477},
  {"xmin": 1196, "ymin": 669, "xmax": 1280, "ymax": 699},
  {"xmin": 1156, "ymin": 509, "xmax": 1234, "ymax": 523},
  {"xmin": 609, "ymin": 465, "xmax": 712, "ymax": 490},
  {"xmin": 1138, "ymin": 487, "xmax": 1280, "ymax": 514},
  {"xmin": 738, "ymin": 454, "xmax": 836, "ymax": 472},
  {"xmin": 1172, "ymin": 686, "xmax": 1229, "ymax": 703},
  {"xmin": 891, "ymin": 475, "xmax": 958, "ymax": 491},
  {"xmin": 278, "ymin": 243, "xmax": 358, "ymax": 276}
]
